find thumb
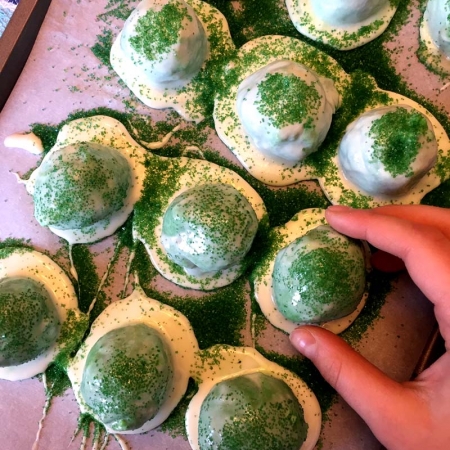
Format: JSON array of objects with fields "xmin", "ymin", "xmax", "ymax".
[{"xmin": 290, "ymin": 326, "xmax": 425, "ymax": 447}]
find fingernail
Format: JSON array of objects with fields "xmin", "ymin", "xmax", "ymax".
[
  {"xmin": 326, "ymin": 205, "xmax": 353, "ymax": 214},
  {"xmin": 289, "ymin": 329, "xmax": 316, "ymax": 359}
]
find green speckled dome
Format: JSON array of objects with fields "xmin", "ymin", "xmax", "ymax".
[
  {"xmin": 81, "ymin": 324, "xmax": 173, "ymax": 432},
  {"xmin": 198, "ymin": 372, "xmax": 308, "ymax": 450},
  {"xmin": 273, "ymin": 225, "xmax": 366, "ymax": 323},
  {"xmin": 0, "ymin": 277, "xmax": 60, "ymax": 367},
  {"xmin": 121, "ymin": 0, "xmax": 208, "ymax": 85},
  {"xmin": 161, "ymin": 183, "xmax": 258, "ymax": 273},
  {"xmin": 33, "ymin": 142, "xmax": 132, "ymax": 230}
]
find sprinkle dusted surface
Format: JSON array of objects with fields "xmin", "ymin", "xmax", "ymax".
[
  {"xmin": 129, "ymin": 0, "xmax": 190, "ymax": 62},
  {"xmin": 256, "ymin": 72, "xmax": 322, "ymax": 129},
  {"xmin": 33, "ymin": 142, "xmax": 132, "ymax": 229},
  {"xmin": 0, "ymin": 0, "xmax": 449, "ymax": 449},
  {"xmin": 370, "ymin": 106, "xmax": 430, "ymax": 177},
  {"xmin": 80, "ymin": 324, "xmax": 173, "ymax": 432},
  {"xmin": 285, "ymin": 0, "xmax": 401, "ymax": 50},
  {"xmin": 198, "ymin": 372, "xmax": 308, "ymax": 450}
]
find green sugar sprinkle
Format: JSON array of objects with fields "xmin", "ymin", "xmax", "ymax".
[
  {"xmin": 34, "ymin": 142, "xmax": 131, "ymax": 230},
  {"xmin": 159, "ymin": 378, "xmax": 197, "ymax": 439},
  {"xmin": 129, "ymin": 1, "xmax": 190, "ymax": 62},
  {"xmin": 134, "ymin": 242, "xmax": 249, "ymax": 349},
  {"xmin": 422, "ymin": 179, "xmax": 450, "ymax": 207},
  {"xmin": 256, "ymin": 73, "xmax": 321, "ymax": 129},
  {"xmin": 91, "ymin": 29, "xmax": 115, "ymax": 70},
  {"xmin": 0, "ymin": 240, "xmax": 33, "ymax": 260},
  {"xmin": 369, "ymin": 107, "xmax": 429, "ymax": 177},
  {"xmin": 306, "ymin": 70, "xmax": 390, "ymax": 179},
  {"xmin": 26, "ymin": 15, "xmax": 447, "ymax": 428},
  {"xmin": 9, "ymin": 0, "xmax": 450, "ymax": 445},
  {"xmin": 70, "ymin": 243, "xmax": 108, "ymax": 325}
]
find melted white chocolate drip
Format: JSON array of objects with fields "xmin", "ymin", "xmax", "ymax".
[{"xmin": 4, "ymin": 132, "xmax": 44, "ymax": 155}]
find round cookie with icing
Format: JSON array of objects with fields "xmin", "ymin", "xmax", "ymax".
[
  {"xmin": 111, "ymin": 0, "xmax": 235, "ymax": 122},
  {"xmin": 236, "ymin": 60, "xmax": 340, "ymax": 165},
  {"xmin": 33, "ymin": 142, "xmax": 133, "ymax": 231},
  {"xmin": 273, "ymin": 225, "xmax": 366, "ymax": 324},
  {"xmin": 285, "ymin": 0, "xmax": 400, "ymax": 50},
  {"xmin": 252, "ymin": 208, "xmax": 369, "ymax": 334},
  {"xmin": 214, "ymin": 35, "xmax": 349, "ymax": 186},
  {"xmin": 161, "ymin": 183, "xmax": 259, "ymax": 276}
]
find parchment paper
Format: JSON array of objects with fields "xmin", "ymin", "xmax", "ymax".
[{"xmin": 0, "ymin": 1, "xmax": 447, "ymax": 449}]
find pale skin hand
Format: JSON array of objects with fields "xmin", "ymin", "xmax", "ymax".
[{"xmin": 290, "ymin": 204, "xmax": 450, "ymax": 450}]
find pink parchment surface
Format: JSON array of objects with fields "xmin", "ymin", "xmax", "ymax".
[{"xmin": 0, "ymin": 1, "xmax": 448, "ymax": 449}]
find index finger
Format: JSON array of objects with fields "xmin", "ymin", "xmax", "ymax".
[
  {"xmin": 371, "ymin": 205, "xmax": 450, "ymax": 239},
  {"xmin": 325, "ymin": 206, "xmax": 450, "ymax": 333}
]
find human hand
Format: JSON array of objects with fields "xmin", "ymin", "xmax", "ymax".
[{"xmin": 290, "ymin": 204, "xmax": 450, "ymax": 450}]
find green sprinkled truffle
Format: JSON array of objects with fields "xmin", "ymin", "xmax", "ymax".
[
  {"xmin": 81, "ymin": 324, "xmax": 173, "ymax": 432},
  {"xmin": 273, "ymin": 225, "xmax": 366, "ymax": 323},
  {"xmin": 130, "ymin": 0, "xmax": 190, "ymax": 62},
  {"xmin": 236, "ymin": 60, "xmax": 339, "ymax": 163},
  {"xmin": 0, "ymin": 277, "xmax": 60, "ymax": 367},
  {"xmin": 33, "ymin": 142, "xmax": 132, "ymax": 230},
  {"xmin": 161, "ymin": 183, "xmax": 258, "ymax": 273},
  {"xmin": 198, "ymin": 371, "xmax": 308, "ymax": 450},
  {"xmin": 122, "ymin": 0, "xmax": 207, "ymax": 85},
  {"xmin": 339, "ymin": 105, "xmax": 438, "ymax": 196}
]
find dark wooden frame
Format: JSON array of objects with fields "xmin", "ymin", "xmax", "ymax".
[{"xmin": 0, "ymin": 0, "xmax": 52, "ymax": 111}]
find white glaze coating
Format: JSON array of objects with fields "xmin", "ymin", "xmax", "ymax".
[
  {"xmin": 319, "ymin": 90, "xmax": 450, "ymax": 206},
  {"xmin": 214, "ymin": 35, "xmax": 350, "ymax": 186},
  {"xmin": 134, "ymin": 156, "xmax": 267, "ymax": 290},
  {"xmin": 286, "ymin": 0, "xmax": 398, "ymax": 50},
  {"xmin": 420, "ymin": 0, "xmax": 450, "ymax": 78},
  {"xmin": 26, "ymin": 116, "xmax": 147, "ymax": 245},
  {"xmin": 120, "ymin": 0, "xmax": 208, "ymax": 88},
  {"xmin": 236, "ymin": 60, "xmax": 340, "ymax": 164},
  {"xmin": 253, "ymin": 209, "xmax": 369, "ymax": 334},
  {"xmin": 338, "ymin": 104, "xmax": 438, "ymax": 196},
  {"xmin": 0, "ymin": 249, "xmax": 81, "ymax": 381},
  {"xmin": 67, "ymin": 286, "xmax": 200, "ymax": 435},
  {"xmin": 186, "ymin": 345, "xmax": 322, "ymax": 450},
  {"xmin": 111, "ymin": 0, "xmax": 235, "ymax": 123}
]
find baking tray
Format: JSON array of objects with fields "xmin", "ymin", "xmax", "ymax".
[
  {"xmin": 0, "ymin": 0, "xmax": 51, "ymax": 110},
  {"xmin": 0, "ymin": 0, "xmax": 447, "ymax": 448}
]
